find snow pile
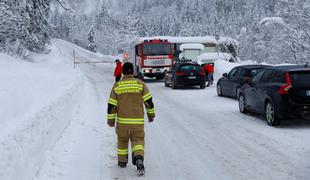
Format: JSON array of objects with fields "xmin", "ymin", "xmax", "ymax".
[
  {"xmin": 197, "ymin": 52, "xmax": 232, "ymax": 64},
  {"xmin": 213, "ymin": 59, "xmax": 239, "ymax": 80},
  {"xmin": 52, "ymin": 39, "xmax": 116, "ymax": 63},
  {"xmin": 0, "ymin": 41, "xmax": 89, "ymax": 180}
]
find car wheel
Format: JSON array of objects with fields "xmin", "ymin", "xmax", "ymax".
[
  {"xmin": 217, "ymin": 84, "xmax": 223, "ymax": 96},
  {"xmin": 200, "ymin": 84, "xmax": 206, "ymax": 89},
  {"xmin": 238, "ymin": 94, "xmax": 248, "ymax": 114},
  {"xmin": 171, "ymin": 81, "xmax": 177, "ymax": 89},
  {"xmin": 164, "ymin": 79, "xmax": 169, "ymax": 87},
  {"xmin": 265, "ymin": 102, "xmax": 280, "ymax": 126},
  {"xmin": 156, "ymin": 76, "xmax": 164, "ymax": 80}
]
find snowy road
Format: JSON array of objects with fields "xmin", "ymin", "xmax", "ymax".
[
  {"xmin": 8, "ymin": 40, "xmax": 309, "ymax": 180},
  {"xmin": 37, "ymin": 63, "xmax": 310, "ymax": 180}
]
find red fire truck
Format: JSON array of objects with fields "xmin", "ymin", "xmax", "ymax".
[{"xmin": 130, "ymin": 38, "xmax": 174, "ymax": 80}]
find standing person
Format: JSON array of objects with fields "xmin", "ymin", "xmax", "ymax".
[
  {"xmin": 114, "ymin": 59, "xmax": 122, "ymax": 82},
  {"xmin": 210, "ymin": 63, "xmax": 215, "ymax": 82},
  {"xmin": 203, "ymin": 63, "xmax": 208, "ymax": 81},
  {"xmin": 205, "ymin": 63, "xmax": 214, "ymax": 87},
  {"xmin": 107, "ymin": 62, "xmax": 155, "ymax": 176}
]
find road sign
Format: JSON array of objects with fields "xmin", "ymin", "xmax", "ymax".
[{"xmin": 124, "ymin": 52, "xmax": 129, "ymax": 61}]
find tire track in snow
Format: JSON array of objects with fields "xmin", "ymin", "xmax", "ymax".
[{"xmin": 149, "ymin": 82, "xmax": 309, "ymax": 180}]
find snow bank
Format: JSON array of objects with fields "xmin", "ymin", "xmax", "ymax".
[
  {"xmin": 52, "ymin": 39, "xmax": 116, "ymax": 63},
  {"xmin": 0, "ymin": 40, "xmax": 89, "ymax": 180},
  {"xmin": 213, "ymin": 59, "xmax": 239, "ymax": 80},
  {"xmin": 197, "ymin": 52, "xmax": 232, "ymax": 64}
]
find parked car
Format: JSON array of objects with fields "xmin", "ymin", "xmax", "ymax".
[
  {"xmin": 164, "ymin": 62, "xmax": 206, "ymax": 89},
  {"xmin": 217, "ymin": 65, "xmax": 270, "ymax": 98},
  {"xmin": 238, "ymin": 64, "xmax": 310, "ymax": 126}
]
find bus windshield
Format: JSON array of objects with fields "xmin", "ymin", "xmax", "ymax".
[{"xmin": 143, "ymin": 44, "xmax": 171, "ymax": 55}]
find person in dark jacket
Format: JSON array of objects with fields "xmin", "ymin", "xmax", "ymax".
[{"xmin": 114, "ymin": 59, "xmax": 122, "ymax": 82}]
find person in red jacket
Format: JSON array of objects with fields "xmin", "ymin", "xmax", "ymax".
[
  {"xmin": 204, "ymin": 63, "xmax": 214, "ymax": 87},
  {"xmin": 114, "ymin": 59, "xmax": 122, "ymax": 82}
]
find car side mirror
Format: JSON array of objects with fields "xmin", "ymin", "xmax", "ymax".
[{"xmin": 223, "ymin": 73, "xmax": 228, "ymax": 77}]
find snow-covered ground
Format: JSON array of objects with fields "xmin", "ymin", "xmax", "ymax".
[{"xmin": 0, "ymin": 40, "xmax": 309, "ymax": 180}]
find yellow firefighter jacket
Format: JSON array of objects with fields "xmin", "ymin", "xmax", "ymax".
[{"xmin": 107, "ymin": 75, "xmax": 155, "ymax": 127}]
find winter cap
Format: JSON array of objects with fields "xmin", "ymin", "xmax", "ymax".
[{"xmin": 122, "ymin": 62, "xmax": 134, "ymax": 75}]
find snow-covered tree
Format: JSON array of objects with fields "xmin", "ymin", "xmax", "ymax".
[
  {"xmin": 46, "ymin": 0, "xmax": 310, "ymax": 64},
  {"xmin": 0, "ymin": 0, "xmax": 52, "ymax": 57},
  {"xmin": 23, "ymin": 0, "xmax": 51, "ymax": 53},
  {"xmin": 87, "ymin": 27, "xmax": 96, "ymax": 52},
  {"xmin": 0, "ymin": 0, "xmax": 28, "ymax": 55}
]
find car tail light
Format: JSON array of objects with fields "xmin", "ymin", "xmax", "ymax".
[
  {"xmin": 278, "ymin": 72, "xmax": 292, "ymax": 94},
  {"xmin": 199, "ymin": 70, "xmax": 205, "ymax": 76},
  {"xmin": 176, "ymin": 71, "xmax": 185, "ymax": 76}
]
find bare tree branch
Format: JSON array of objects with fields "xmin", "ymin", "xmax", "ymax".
[{"xmin": 55, "ymin": 0, "xmax": 70, "ymax": 11}]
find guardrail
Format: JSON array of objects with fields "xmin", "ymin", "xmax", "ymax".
[{"xmin": 73, "ymin": 50, "xmax": 113, "ymax": 69}]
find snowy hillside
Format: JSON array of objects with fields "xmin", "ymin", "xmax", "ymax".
[
  {"xmin": 0, "ymin": 40, "xmax": 309, "ymax": 180},
  {"xmin": 0, "ymin": 40, "xmax": 114, "ymax": 180}
]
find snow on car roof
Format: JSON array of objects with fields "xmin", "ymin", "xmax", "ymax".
[{"xmin": 180, "ymin": 43, "xmax": 205, "ymax": 51}]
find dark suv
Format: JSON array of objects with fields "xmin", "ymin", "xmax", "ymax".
[
  {"xmin": 217, "ymin": 65, "xmax": 270, "ymax": 98},
  {"xmin": 238, "ymin": 64, "xmax": 310, "ymax": 126},
  {"xmin": 164, "ymin": 62, "xmax": 206, "ymax": 89}
]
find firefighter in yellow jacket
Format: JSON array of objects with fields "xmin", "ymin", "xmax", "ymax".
[{"xmin": 107, "ymin": 62, "xmax": 155, "ymax": 175}]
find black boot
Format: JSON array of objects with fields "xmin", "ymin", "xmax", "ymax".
[
  {"xmin": 118, "ymin": 161, "xmax": 127, "ymax": 168},
  {"xmin": 133, "ymin": 155, "xmax": 145, "ymax": 176}
]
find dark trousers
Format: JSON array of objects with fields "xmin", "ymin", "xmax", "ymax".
[{"xmin": 115, "ymin": 76, "xmax": 121, "ymax": 82}]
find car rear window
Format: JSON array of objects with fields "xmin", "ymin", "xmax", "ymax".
[
  {"xmin": 179, "ymin": 65, "xmax": 202, "ymax": 71},
  {"xmin": 270, "ymin": 71, "xmax": 285, "ymax": 83},
  {"xmin": 290, "ymin": 71, "xmax": 310, "ymax": 87}
]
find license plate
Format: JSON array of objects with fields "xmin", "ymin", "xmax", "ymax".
[
  {"xmin": 188, "ymin": 76, "xmax": 196, "ymax": 79},
  {"xmin": 306, "ymin": 90, "xmax": 310, "ymax": 96}
]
